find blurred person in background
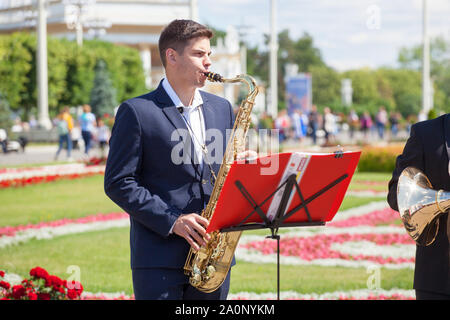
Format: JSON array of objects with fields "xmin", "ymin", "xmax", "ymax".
[
  {"xmin": 54, "ymin": 108, "xmax": 73, "ymax": 161},
  {"xmin": 348, "ymin": 109, "xmax": 359, "ymax": 140},
  {"xmin": 78, "ymin": 104, "xmax": 97, "ymax": 157},
  {"xmin": 0, "ymin": 127, "xmax": 7, "ymax": 154},
  {"xmin": 375, "ymin": 106, "xmax": 388, "ymax": 140},
  {"xmin": 323, "ymin": 107, "xmax": 336, "ymax": 146},
  {"xmin": 360, "ymin": 111, "xmax": 373, "ymax": 142},
  {"xmin": 389, "ymin": 111, "xmax": 400, "ymax": 139},
  {"xmin": 308, "ymin": 105, "xmax": 319, "ymax": 145},
  {"xmin": 275, "ymin": 109, "xmax": 291, "ymax": 143},
  {"xmin": 96, "ymin": 118, "xmax": 110, "ymax": 158},
  {"xmin": 71, "ymin": 122, "xmax": 81, "ymax": 150}
]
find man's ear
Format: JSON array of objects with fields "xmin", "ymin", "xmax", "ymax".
[{"xmin": 166, "ymin": 48, "xmax": 177, "ymax": 66}]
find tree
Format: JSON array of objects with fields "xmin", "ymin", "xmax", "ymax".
[
  {"xmin": 247, "ymin": 29, "xmax": 326, "ymax": 107},
  {"xmin": 309, "ymin": 65, "xmax": 341, "ymax": 107},
  {"xmin": 0, "ymin": 93, "xmax": 12, "ymax": 132},
  {"xmin": 89, "ymin": 59, "xmax": 117, "ymax": 117},
  {"xmin": 398, "ymin": 36, "xmax": 450, "ymax": 113}
]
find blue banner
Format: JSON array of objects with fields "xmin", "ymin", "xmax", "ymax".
[{"xmin": 286, "ymin": 74, "xmax": 312, "ymax": 115}]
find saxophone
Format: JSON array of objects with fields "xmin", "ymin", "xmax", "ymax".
[{"xmin": 183, "ymin": 71, "xmax": 259, "ymax": 293}]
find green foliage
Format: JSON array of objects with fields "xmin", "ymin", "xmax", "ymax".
[
  {"xmin": 0, "ymin": 93, "xmax": 12, "ymax": 131},
  {"xmin": 247, "ymin": 29, "xmax": 326, "ymax": 105},
  {"xmin": 0, "ymin": 33, "xmax": 146, "ymax": 119},
  {"xmin": 398, "ymin": 36, "xmax": 450, "ymax": 113},
  {"xmin": 0, "ymin": 33, "xmax": 33, "ymax": 116},
  {"xmin": 427, "ymin": 108, "xmax": 438, "ymax": 119},
  {"xmin": 357, "ymin": 148, "xmax": 398, "ymax": 172},
  {"xmin": 90, "ymin": 59, "xmax": 118, "ymax": 116},
  {"xmin": 310, "ymin": 65, "xmax": 341, "ymax": 106}
]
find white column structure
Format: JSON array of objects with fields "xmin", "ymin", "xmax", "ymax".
[
  {"xmin": 190, "ymin": 0, "xmax": 198, "ymax": 21},
  {"xmin": 139, "ymin": 46, "xmax": 152, "ymax": 90},
  {"xmin": 422, "ymin": 0, "xmax": 432, "ymax": 115},
  {"xmin": 37, "ymin": 0, "xmax": 51, "ymax": 129},
  {"xmin": 269, "ymin": 0, "xmax": 278, "ymax": 118}
]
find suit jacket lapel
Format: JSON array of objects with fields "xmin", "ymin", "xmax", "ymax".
[
  {"xmin": 199, "ymin": 92, "xmax": 220, "ymax": 183},
  {"xmin": 156, "ymin": 82, "xmax": 201, "ymax": 178}
]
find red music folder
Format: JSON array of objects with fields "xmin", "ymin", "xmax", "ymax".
[{"xmin": 206, "ymin": 151, "xmax": 361, "ymax": 233}]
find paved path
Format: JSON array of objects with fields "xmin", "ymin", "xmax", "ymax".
[{"xmin": 0, "ymin": 145, "xmax": 106, "ymax": 167}]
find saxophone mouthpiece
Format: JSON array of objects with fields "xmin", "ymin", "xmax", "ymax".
[{"xmin": 204, "ymin": 72, "xmax": 223, "ymax": 82}]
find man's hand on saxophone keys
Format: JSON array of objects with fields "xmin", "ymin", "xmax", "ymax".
[{"xmin": 172, "ymin": 213, "xmax": 211, "ymax": 251}]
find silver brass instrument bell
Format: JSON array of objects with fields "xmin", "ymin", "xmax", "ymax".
[{"xmin": 397, "ymin": 167, "xmax": 450, "ymax": 246}]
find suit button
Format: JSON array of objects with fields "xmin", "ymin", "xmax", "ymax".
[{"xmin": 202, "ymin": 179, "xmax": 207, "ymax": 185}]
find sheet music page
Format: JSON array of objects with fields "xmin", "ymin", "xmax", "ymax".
[{"xmin": 266, "ymin": 152, "xmax": 311, "ymax": 221}]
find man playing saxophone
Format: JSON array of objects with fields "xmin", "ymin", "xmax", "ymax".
[{"xmin": 104, "ymin": 19, "xmax": 238, "ymax": 300}]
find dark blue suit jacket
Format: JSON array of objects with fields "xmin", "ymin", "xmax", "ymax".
[
  {"xmin": 104, "ymin": 81, "xmax": 235, "ymax": 269},
  {"xmin": 388, "ymin": 114, "xmax": 450, "ymax": 294}
]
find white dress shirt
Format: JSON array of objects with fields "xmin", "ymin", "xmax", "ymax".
[
  {"xmin": 162, "ymin": 78, "xmax": 207, "ymax": 234},
  {"xmin": 162, "ymin": 78, "xmax": 206, "ymax": 168}
]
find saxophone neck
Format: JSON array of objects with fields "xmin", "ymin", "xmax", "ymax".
[{"xmin": 204, "ymin": 72, "xmax": 257, "ymax": 95}]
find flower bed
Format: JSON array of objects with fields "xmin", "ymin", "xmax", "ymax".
[
  {"xmin": 327, "ymin": 207, "xmax": 399, "ymax": 227},
  {"xmin": 240, "ymin": 232, "xmax": 415, "ymax": 266},
  {"xmin": 0, "ymin": 267, "xmax": 83, "ymax": 300},
  {"xmin": 228, "ymin": 289, "xmax": 415, "ymax": 300},
  {"xmin": 236, "ymin": 201, "xmax": 414, "ymax": 269},
  {"xmin": 0, "ymin": 163, "xmax": 105, "ymax": 189},
  {"xmin": 0, "ymin": 212, "xmax": 129, "ymax": 249},
  {"xmin": 0, "ymin": 212, "xmax": 128, "ymax": 238}
]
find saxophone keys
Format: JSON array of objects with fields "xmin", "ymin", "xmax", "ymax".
[{"xmin": 206, "ymin": 265, "xmax": 216, "ymax": 277}]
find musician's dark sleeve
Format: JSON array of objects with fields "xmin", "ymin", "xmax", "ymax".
[{"xmin": 387, "ymin": 124, "xmax": 425, "ymax": 211}]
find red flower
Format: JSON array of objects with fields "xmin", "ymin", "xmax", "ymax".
[
  {"xmin": 0, "ymin": 281, "xmax": 10, "ymax": 290},
  {"xmin": 27, "ymin": 291, "xmax": 38, "ymax": 300},
  {"xmin": 67, "ymin": 289, "xmax": 78, "ymax": 300},
  {"xmin": 45, "ymin": 275, "xmax": 63, "ymax": 289},
  {"xmin": 37, "ymin": 293, "xmax": 51, "ymax": 300},
  {"xmin": 0, "ymin": 270, "xmax": 5, "ymax": 278},
  {"xmin": 29, "ymin": 266, "xmax": 49, "ymax": 280},
  {"xmin": 11, "ymin": 285, "xmax": 26, "ymax": 299}
]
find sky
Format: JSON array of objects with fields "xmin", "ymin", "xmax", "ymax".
[{"xmin": 197, "ymin": 0, "xmax": 450, "ymax": 71}]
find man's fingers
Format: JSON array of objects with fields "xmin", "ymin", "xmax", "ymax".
[
  {"xmin": 194, "ymin": 215, "xmax": 209, "ymax": 228},
  {"xmin": 186, "ymin": 224, "xmax": 207, "ymax": 248},
  {"xmin": 173, "ymin": 213, "xmax": 211, "ymax": 249}
]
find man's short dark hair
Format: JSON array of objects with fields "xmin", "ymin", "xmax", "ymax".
[{"xmin": 158, "ymin": 19, "xmax": 213, "ymax": 67}]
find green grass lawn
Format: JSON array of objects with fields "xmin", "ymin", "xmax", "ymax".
[
  {"xmin": 0, "ymin": 171, "xmax": 412, "ymax": 297},
  {"xmin": 0, "ymin": 175, "xmax": 121, "ymax": 227}
]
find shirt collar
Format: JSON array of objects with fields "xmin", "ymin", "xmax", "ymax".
[{"xmin": 162, "ymin": 78, "xmax": 203, "ymax": 110}]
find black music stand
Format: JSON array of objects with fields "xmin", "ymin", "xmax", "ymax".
[{"xmin": 221, "ymin": 172, "xmax": 349, "ymax": 300}]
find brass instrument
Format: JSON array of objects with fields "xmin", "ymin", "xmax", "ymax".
[
  {"xmin": 397, "ymin": 167, "xmax": 450, "ymax": 246},
  {"xmin": 183, "ymin": 71, "xmax": 259, "ymax": 292}
]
